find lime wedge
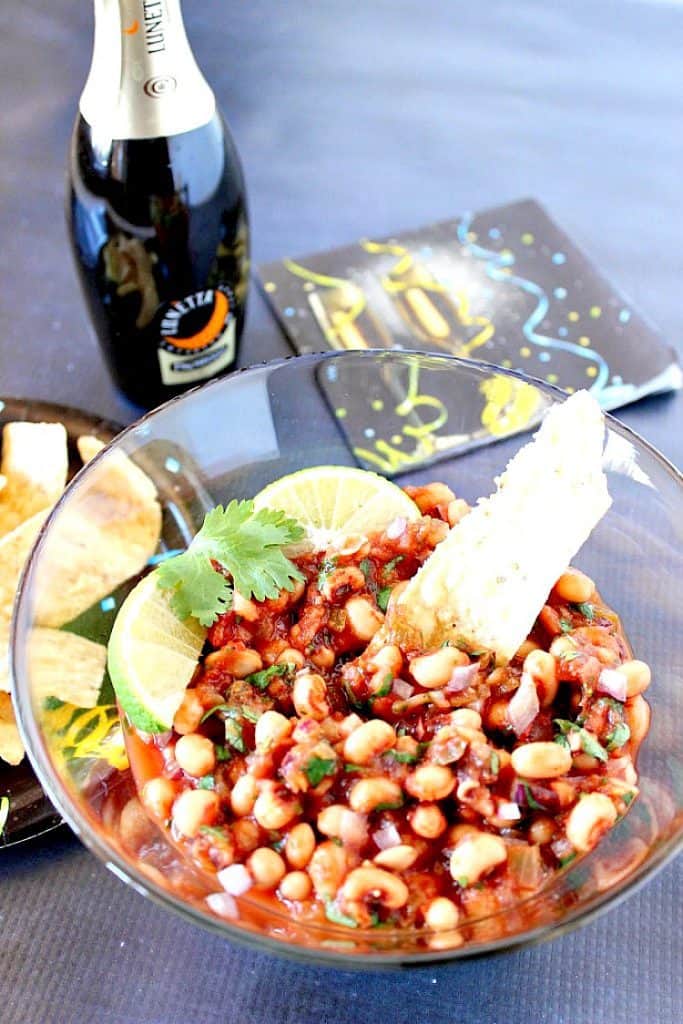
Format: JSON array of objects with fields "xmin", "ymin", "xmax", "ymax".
[
  {"xmin": 107, "ymin": 569, "xmax": 206, "ymax": 733},
  {"xmin": 252, "ymin": 465, "xmax": 420, "ymax": 553}
]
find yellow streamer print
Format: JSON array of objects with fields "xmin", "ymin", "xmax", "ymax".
[
  {"xmin": 283, "ymin": 259, "xmax": 366, "ymax": 351},
  {"xmin": 44, "ymin": 700, "xmax": 128, "ymax": 772},
  {"xmin": 479, "ymin": 376, "xmax": 541, "ymax": 437}
]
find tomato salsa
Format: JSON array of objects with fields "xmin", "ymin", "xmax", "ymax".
[{"xmin": 126, "ymin": 482, "xmax": 650, "ymax": 945}]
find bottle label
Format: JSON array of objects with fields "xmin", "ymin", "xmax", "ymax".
[
  {"xmin": 81, "ymin": 0, "xmax": 216, "ymax": 140},
  {"xmin": 157, "ymin": 285, "xmax": 236, "ymax": 385}
]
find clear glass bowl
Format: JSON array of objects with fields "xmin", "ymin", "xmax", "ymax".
[{"xmin": 11, "ymin": 351, "xmax": 683, "ymax": 967}]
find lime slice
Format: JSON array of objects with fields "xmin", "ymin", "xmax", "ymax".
[
  {"xmin": 107, "ymin": 569, "xmax": 206, "ymax": 733},
  {"xmin": 252, "ymin": 465, "xmax": 420, "ymax": 553}
]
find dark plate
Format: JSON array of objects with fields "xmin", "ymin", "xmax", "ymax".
[{"xmin": 0, "ymin": 398, "xmax": 122, "ymax": 847}]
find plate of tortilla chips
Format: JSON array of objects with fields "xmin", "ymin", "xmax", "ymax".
[{"xmin": 0, "ymin": 398, "xmax": 122, "ymax": 846}]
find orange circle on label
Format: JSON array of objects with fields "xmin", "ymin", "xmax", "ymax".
[{"xmin": 164, "ymin": 291, "xmax": 229, "ymax": 351}]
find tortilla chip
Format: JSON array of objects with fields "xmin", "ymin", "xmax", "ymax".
[
  {"xmin": 0, "ymin": 691, "xmax": 24, "ymax": 765},
  {"xmin": 34, "ymin": 449, "xmax": 161, "ymax": 627},
  {"xmin": 29, "ymin": 627, "xmax": 106, "ymax": 708},
  {"xmin": 0, "ymin": 422, "xmax": 68, "ymax": 537},
  {"xmin": 0, "ymin": 510, "xmax": 50, "ymax": 692},
  {"xmin": 78, "ymin": 435, "xmax": 158, "ymax": 506}
]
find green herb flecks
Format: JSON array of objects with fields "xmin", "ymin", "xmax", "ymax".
[
  {"xmin": 304, "ymin": 755, "xmax": 337, "ymax": 787},
  {"xmin": 197, "ymin": 775, "xmax": 215, "ymax": 790},
  {"xmin": 522, "ymin": 783, "xmax": 544, "ymax": 810},
  {"xmin": 559, "ymin": 618, "xmax": 573, "ymax": 634},
  {"xmin": 359, "ymin": 558, "xmax": 373, "ymax": 583},
  {"xmin": 317, "ymin": 557, "xmax": 338, "ymax": 591},
  {"xmin": 385, "ymin": 749, "xmax": 418, "ymax": 765},
  {"xmin": 156, "ymin": 501, "xmax": 305, "ymax": 626},
  {"xmin": 324, "ymin": 901, "xmax": 358, "ymax": 928},
  {"xmin": 376, "ymin": 587, "xmax": 392, "ymax": 613},
  {"xmin": 490, "ymin": 751, "xmax": 500, "ymax": 775},
  {"xmin": 225, "ymin": 717, "xmax": 246, "ymax": 754},
  {"xmin": 374, "ymin": 799, "xmax": 404, "ymax": 812},
  {"xmin": 372, "ymin": 673, "xmax": 393, "ymax": 698},
  {"xmin": 381, "ymin": 555, "xmax": 404, "ymax": 580},
  {"xmin": 214, "ymin": 744, "xmax": 232, "ymax": 762},
  {"xmin": 575, "ymin": 602, "xmax": 595, "ymax": 621},
  {"xmin": 245, "ymin": 662, "xmax": 295, "ymax": 691},
  {"xmin": 606, "ymin": 722, "xmax": 630, "ymax": 751}
]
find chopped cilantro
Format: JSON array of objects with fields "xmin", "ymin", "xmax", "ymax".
[
  {"xmin": 559, "ymin": 618, "xmax": 573, "ymax": 634},
  {"xmin": 558, "ymin": 852, "xmax": 577, "ymax": 868},
  {"xmin": 455, "ymin": 876, "xmax": 469, "ymax": 888},
  {"xmin": 156, "ymin": 500, "xmax": 305, "ymax": 625},
  {"xmin": 304, "ymin": 755, "xmax": 337, "ymax": 787},
  {"xmin": 575, "ymin": 602, "xmax": 595, "ymax": 621},
  {"xmin": 385, "ymin": 749, "xmax": 418, "ymax": 765},
  {"xmin": 490, "ymin": 751, "xmax": 500, "ymax": 775},
  {"xmin": 522, "ymin": 782, "xmax": 544, "ymax": 810},
  {"xmin": 214, "ymin": 744, "xmax": 232, "ymax": 762},
  {"xmin": 42, "ymin": 696, "xmax": 65, "ymax": 711},
  {"xmin": 225, "ymin": 717, "xmax": 246, "ymax": 753},
  {"xmin": 554, "ymin": 718, "xmax": 576, "ymax": 735},
  {"xmin": 381, "ymin": 555, "xmax": 403, "ymax": 579},
  {"xmin": 359, "ymin": 558, "xmax": 373, "ymax": 582},
  {"xmin": 201, "ymin": 703, "xmax": 241, "ymax": 724},
  {"xmin": 271, "ymin": 836, "xmax": 286, "ymax": 853},
  {"xmin": 622, "ymin": 791, "xmax": 636, "ymax": 806},
  {"xmin": 199, "ymin": 825, "xmax": 226, "ymax": 840},
  {"xmin": 197, "ymin": 775, "xmax": 214, "ymax": 790},
  {"xmin": 374, "ymin": 799, "xmax": 404, "ymax": 812},
  {"xmin": 606, "ymin": 722, "xmax": 630, "ymax": 751},
  {"xmin": 344, "ymin": 763, "xmax": 367, "ymax": 773},
  {"xmin": 373, "ymin": 673, "xmax": 394, "ymax": 698},
  {"xmin": 453, "ymin": 635, "xmax": 486, "ymax": 657},
  {"xmin": 317, "ymin": 557, "xmax": 337, "ymax": 590},
  {"xmin": 324, "ymin": 901, "xmax": 358, "ymax": 928},
  {"xmin": 554, "ymin": 734, "xmax": 571, "ymax": 751},
  {"xmin": 245, "ymin": 662, "xmax": 294, "ymax": 691},
  {"xmin": 578, "ymin": 728, "xmax": 608, "ymax": 762},
  {"xmin": 376, "ymin": 587, "xmax": 392, "ymax": 613},
  {"xmin": 241, "ymin": 706, "xmax": 261, "ymax": 724}
]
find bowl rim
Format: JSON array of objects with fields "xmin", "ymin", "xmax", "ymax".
[{"xmin": 10, "ymin": 349, "xmax": 683, "ymax": 967}]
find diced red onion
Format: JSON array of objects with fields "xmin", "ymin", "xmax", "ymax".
[
  {"xmin": 217, "ymin": 863, "xmax": 253, "ymax": 896},
  {"xmin": 206, "ymin": 892, "xmax": 238, "ymax": 919},
  {"xmin": 508, "ymin": 671, "xmax": 540, "ymax": 736},
  {"xmin": 392, "ymin": 678, "xmax": 414, "ymax": 699},
  {"xmin": 372, "ymin": 821, "xmax": 401, "ymax": 850},
  {"xmin": 597, "ymin": 668, "xmax": 628, "ymax": 702},
  {"xmin": 386, "ymin": 516, "xmax": 407, "ymax": 540},
  {"xmin": 497, "ymin": 800, "xmax": 522, "ymax": 821},
  {"xmin": 445, "ymin": 663, "xmax": 479, "ymax": 693}
]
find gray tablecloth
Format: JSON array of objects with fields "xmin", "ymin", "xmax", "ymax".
[{"xmin": 0, "ymin": 2, "xmax": 681, "ymax": 1022}]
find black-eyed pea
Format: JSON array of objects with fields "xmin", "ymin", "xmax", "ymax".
[
  {"xmin": 395, "ymin": 734, "xmax": 419, "ymax": 757},
  {"xmin": 528, "ymin": 815, "xmax": 556, "ymax": 845},
  {"xmin": 338, "ymin": 712, "xmax": 363, "ymax": 739},
  {"xmin": 285, "ymin": 822, "xmax": 316, "ymax": 869},
  {"xmin": 446, "ymin": 498, "xmax": 470, "ymax": 527},
  {"xmin": 620, "ymin": 660, "xmax": 652, "ymax": 697},
  {"xmin": 307, "ymin": 840, "xmax": 348, "ymax": 899},
  {"xmin": 172, "ymin": 689, "xmax": 204, "ymax": 735},
  {"xmin": 321, "ymin": 565, "xmax": 365, "ymax": 600},
  {"xmin": 254, "ymin": 710, "xmax": 293, "ymax": 750},
  {"xmin": 409, "ymin": 803, "xmax": 447, "ymax": 839},
  {"xmin": 174, "ymin": 733, "xmax": 216, "ymax": 777},
  {"xmin": 485, "ymin": 698, "xmax": 510, "ymax": 731},
  {"xmin": 348, "ymin": 777, "xmax": 403, "ymax": 814},
  {"xmin": 345, "ymin": 596, "xmax": 385, "ymax": 642},
  {"xmin": 343, "ymin": 719, "xmax": 396, "ymax": 765},
  {"xmin": 171, "ymin": 789, "xmax": 219, "ymax": 838},
  {"xmin": 230, "ymin": 774, "xmax": 259, "ymax": 817},
  {"xmin": 523, "ymin": 649, "xmax": 558, "ymax": 707},
  {"xmin": 292, "ymin": 671, "xmax": 330, "ymax": 720},
  {"xmin": 423, "ymin": 896, "xmax": 460, "ymax": 932},
  {"xmin": 292, "ymin": 717, "xmax": 323, "ymax": 744},
  {"xmin": 341, "ymin": 866, "xmax": 409, "ymax": 909},
  {"xmin": 445, "ymin": 823, "xmax": 480, "ymax": 846},
  {"xmin": 409, "ymin": 647, "xmax": 469, "ymax": 689},
  {"xmin": 310, "ymin": 646, "xmax": 335, "ymax": 670},
  {"xmin": 511, "ymin": 741, "xmax": 572, "ymax": 779},
  {"xmin": 141, "ymin": 777, "xmax": 176, "ymax": 821},
  {"xmin": 566, "ymin": 793, "xmax": 617, "ymax": 853},
  {"xmin": 555, "ymin": 568, "xmax": 595, "ymax": 604},
  {"xmin": 231, "ymin": 818, "xmax": 260, "ymax": 856},
  {"xmin": 278, "ymin": 646, "xmax": 306, "ymax": 669},
  {"xmin": 247, "ymin": 847, "xmax": 287, "ymax": 889},
  {"xmin": 370, "ymin": 644, "xmax": 403, "ymax": 677},
  {"xmin": 373, "ymin": 844, "xmax": 418, "ymax": 871},
  {"xmin": 279, "ymin": 870, "xmax": 312, "ymax": 901},
  {"xmin": 449, "ymin": 708, "xmax": 482, "ymax": 731},
  {"xmin": 405, "ymin": 763, "xmax": 455, "ymax": 801},
  {"xmin": 449, "ymin": 833, "xmax": 507, "ymax": 885},
  {"xmin": 625, "ymin": 694, "xmax": 651, "ymax": 750},
  {"xmin": 231, "ymin": 590, "xmax": 260, "ymax": 622},
  {"xmin": 317, "ymin": 805, "xmax": 367, "ymax": 848},
  {"xmin": 253, "ymin": 782, "xmax": 300, "ymax": 830}
]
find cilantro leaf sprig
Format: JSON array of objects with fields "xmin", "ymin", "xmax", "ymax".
[{"xmin": 157, "ymin": 500, "xmax": 305, "ymax": 626}]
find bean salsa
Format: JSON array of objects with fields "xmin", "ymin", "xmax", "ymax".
[{"xmin": 125, "ymin": 482, "xmax": 650, "ymax": 944}]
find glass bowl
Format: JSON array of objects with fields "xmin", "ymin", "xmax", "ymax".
[{"xmin": 11, "ymin": 351, "xmax": 683, "ymax": 967}]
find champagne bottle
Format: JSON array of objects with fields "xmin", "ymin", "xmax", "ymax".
[{"xmin": 68, "ymin": 0, "xmax": 249, "ymax": 408}]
